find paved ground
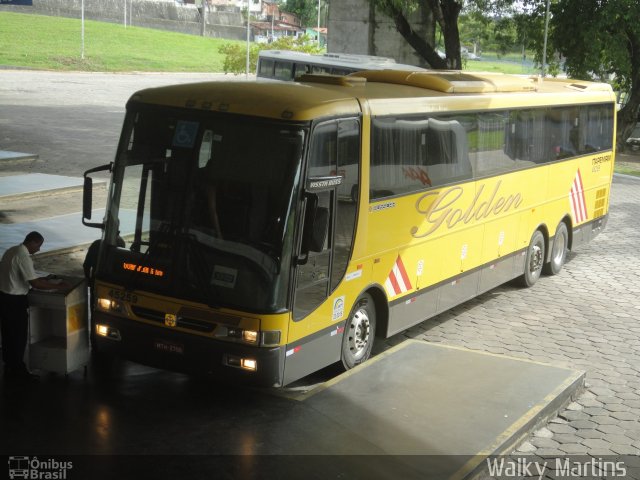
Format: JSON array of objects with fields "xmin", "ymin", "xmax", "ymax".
[{"xmin": 1, "ymin": 71, "xmax": 640, "ymax": 476}]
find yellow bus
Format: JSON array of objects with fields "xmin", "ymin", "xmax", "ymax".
[{"xmin": 83, "ymin": 70, "xmax": 616, "ymax": 386}]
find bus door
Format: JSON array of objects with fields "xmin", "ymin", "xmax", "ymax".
[{"xmin": 284, "ymin": 118, "xmax": 360, "ymax": 384}]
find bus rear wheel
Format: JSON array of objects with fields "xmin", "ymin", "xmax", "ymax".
[
  {"xmin": 518, "ymin": 230, "xmax": 545, "ymax": 288},
  {"xmin": 341, "ymin": 293, "xmax": 376, "ymax": 369},
  {"xmin": 543, "ymin": 222, "xmax": 569, "ymax": 276}
]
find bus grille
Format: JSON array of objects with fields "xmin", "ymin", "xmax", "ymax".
[{"xmin": 131, "ymin": 306, "xmax": 216, "ymax": 333}]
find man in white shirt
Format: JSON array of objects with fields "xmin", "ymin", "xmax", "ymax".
[{"xmin": 0, "ymin": 231, "xmax": 69, "ymax": 381}]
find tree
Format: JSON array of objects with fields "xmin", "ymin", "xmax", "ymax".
[
  {"xmin": 371, "ymin": 1, "xmax": 519, "ymax": 69},
  {"xmin": 374, "ymin": 0, "xmax": 461, "ymax": 69},
  {"xmin": 281, "ymin": 0, "xmax": 327, "ymax": 27},
  {"xmin": 526, "ymin": 0, "xmax": 640, "ymax": 147},
  {"xmin": 458, "ymin": 11, "xmax": 490, "ymax": 56}
]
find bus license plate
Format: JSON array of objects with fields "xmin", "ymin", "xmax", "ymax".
[{"xmin": 154, "ymin": 339, "xmax": 184, "ymax": 355}]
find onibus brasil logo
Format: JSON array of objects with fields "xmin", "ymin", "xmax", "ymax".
[{"xmin": 8, "ymin": 456, "xmax": 73, "ymax": 479}]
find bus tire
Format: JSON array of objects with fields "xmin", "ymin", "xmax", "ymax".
[
  {"xmin": 543, "ymin": 222, "xmax": 569, "ymax": 276},
  {"xmin": 518, "ymin": 230, "xmax": 545, "ymax": 288},
  {"xmin": 341, "ymin": 293, "xmax": 376, "ymax": 370}
]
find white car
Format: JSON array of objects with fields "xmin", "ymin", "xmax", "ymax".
[{"xmin": 627, "ymin": 124, "xmax": 640, "ymax": 151}]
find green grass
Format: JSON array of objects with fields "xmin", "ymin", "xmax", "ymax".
[
  {"xmin": 0, "ymin": 11, "xmax": 547, "ymax": 76},
  {"xmin": 465, "ymin": 59, "xmax": 537, "ymax": 75},
  {"xmin": 0, "ymin": 11, "xmax": 242, "ymax": 72},
  {"xmin": 614, "ymin": 164, "xmax": 640, "ymax": 177}
]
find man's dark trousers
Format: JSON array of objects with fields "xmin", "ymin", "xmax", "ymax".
[{"xmin": 0, "ymin": 292, "xmax": 29, "ymax": 371}]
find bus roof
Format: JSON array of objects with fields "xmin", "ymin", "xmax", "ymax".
[
  {"xmin": 258, "ymin": 49, "xmax": 427, "ymax": 72},
  {"xmin": 128, "ymin": 71, "xmax": 616, "ymax": 121}
]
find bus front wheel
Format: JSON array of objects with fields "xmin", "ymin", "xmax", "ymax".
[
  {"xmin": 341, "ymin": 293, "xmax": 376, "ymax": 369},
  {"xmin": 519, "ymin": 230, "xmax": 545, "ymax": 288},
  {"xmin": 543, "ymin": 222, "xmax": 568, "ymax": 276}
]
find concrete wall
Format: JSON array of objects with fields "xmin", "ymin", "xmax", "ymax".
[
  {"xmin": 327, "ymin": 0, "xmax": 431, "ymax": 68},
  {"xmin": 0, "ymin": 0, "xmax": 247, "ymax": 40}
]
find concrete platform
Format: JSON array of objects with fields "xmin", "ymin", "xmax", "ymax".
[
  {"xmin": 0, "ymin": 173, "xmax": 101, "ymax": 200},
  {"xmin": 0, "ymin": 208, "xmax": 137, "ymax": 255},
  {"xmin": 0, "ymin": 150, "xmax": 38, "ymax": 163},
  {"xmin": 0, "ymin": 339, "xmax": 583, "ymax": 480},
  {"xmin": 297, "ymin": 340, "xmax": 584, "ymax": 478}
]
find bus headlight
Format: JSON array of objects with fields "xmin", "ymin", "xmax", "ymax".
[
  {"xmin": 241, "ymin": 359, "xmax": 257, "ymax": 371},
  {"xmin": 242, "ymin": 330, "xmax": 259, "ymax": 343},
  {"xmin": 224, "ymin": 328, "xmax": 281, "ymax": 346},
  {"xmin": 97, "ymin": 297, "xmax": 122, "ymax": 313},
  {"xmin": 226, "ymin": 328, "xmax": 259, "ymax": 344},
  {"xmin": 96, "ymin": 324, "xmax": 109, "ymax": 336},
  {"xmin": 95, "ymin": 323, "xmax": 121, "ymax": 341},
  {"xmin": 226, "ymin": 355, "xmax": 258, "ymax": 371}
]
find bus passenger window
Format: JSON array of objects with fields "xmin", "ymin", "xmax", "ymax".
[
  {"xmin": 274, "ymin": 61, "xmax": 294, "ymax": 81},
  {"xmin": 473, "ymin": 112, "xmax": 518, "ymax": 176},
  {"xmin": 505, "ymin": 109, "xmax": 547, "ymax": 164},
  {"xmin": 546, "ymin": 107, "xmax": 578, "ymax": 160},
  {"xmin": 293, "ymin": 62, "xmax": 310, "ymax": 79},
  {"xmin": 581, "ymin": 104, "xmax": 613, "ymax": 153},
  {"xmin": 425, "ymin": 118, "xmax": 472, "ymax": 186},
  {"xmin": 258, "ymin": 59, "xmax": 275, "ymax": 79},
  {"xmin": 370, "ymin": 118, "xmax": 430, "ymax": 198}
]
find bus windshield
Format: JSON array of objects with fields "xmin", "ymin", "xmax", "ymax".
[{"xmin": 102, "ymin": 106, "xmax": 305, "ymax": 313}]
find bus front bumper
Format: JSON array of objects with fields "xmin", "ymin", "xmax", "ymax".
[{"xmin": 92, "ymin": 313, "xmax": 286, "ymax": 387}]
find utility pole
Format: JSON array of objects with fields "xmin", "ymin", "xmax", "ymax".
[
  {"xmin": 317, "ymin": 0, "xmax": 320, "ymax": 48},
  {"xmin": 246, "ymin": 0, "xmax": 251, "ymax": 77},
  {"xmin": 81, "ymin": 0, "xmax": 85, "ymax": 59},
  {"xmin": 200, "ymin": 0, "xmax": 206, "ymax": 37},
  {"xmin": 541, "ymin": 0, "xmax": 551, "ymax": 77}
]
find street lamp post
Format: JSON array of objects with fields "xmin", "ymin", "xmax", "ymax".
[
  {"xmin": 246, "ymin": 0, "xmax": 251, "ymax": 77},
  {"xmin": 541, "ymin": 0, "xmax": 551, "ymax": 77},
  {"xmin": 81, "ymin": 0, "xmax": 85, "ymax": 59},
  {"xmin": 317, "ymin": 0, "xmax": 320, "ymax": 48}
]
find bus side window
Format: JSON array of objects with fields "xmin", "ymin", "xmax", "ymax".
[
  {"xmin": 505, "ymin": 109, "xmax": 547, "ymax": 164},
  {"xmin": 545, "ymin": 107, "xmax": 578, "ymax": 160},
  {"xmin": 370, "ymin": 118, "xmax": 430, "ymax": 198},
  {"xmin": 293, "ymin": 62, "xmax": 310, "ymax": 79},
  {"xmin": 581, "ymin": 104, "xmax": 613, "ymax": 153},
  {"xmin": 258, "ymin": 58, "xmax": 275, "ymax": 79},
  {"xmin": 331, "ymin": 119, "xmax": 360, "ymax": 291},
  {"xmin": 473, "ymin": 112, "xmax": 519, "ymax": 176},
  {"xmin": 274, "ymin": 61, "xmax": 294, "ymax": 81},
  {"xmin": 425, "ymin": 118, "xmax": 472, "ymax": 186}
]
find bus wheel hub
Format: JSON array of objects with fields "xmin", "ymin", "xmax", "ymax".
[{"xmin": 349, "ymin": 309, "xmax": 370, "ymax": 359}]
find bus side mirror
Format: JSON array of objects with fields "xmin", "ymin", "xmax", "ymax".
[
  {"xmin": 82, "ymin": 163, "xmax": 112, "ymax": 228},
  {"xmin": 83, "ymin": 176, "xmax": 93, "ymax": 220}
]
